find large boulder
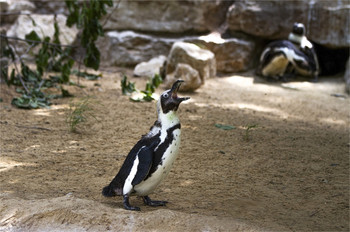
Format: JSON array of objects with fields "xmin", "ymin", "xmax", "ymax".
[
  {"xmin": 187, "ymin": 32, "xmax": 256, "ymax": 73},
  {"xmin": 30, "ymin": 0, "xmax": 68, "ymax": 14},
  {"xmin": 1, "ymin": 0, "xmax": 36, "ymax": 24},
  {"xmin": 166, "ymin": 41, "xmax": 216, "ymax": 83},
  {"xmin": 102, "ymin": 0, "xmax": 233, "ymax": 34},
  {"xmin": 227, "ymin": 0, "xmax": 350, "ymax": 48},
  {"xmin": 97, "ymin": 30, "xmax": 254, "ymax": 73},
  {"xmin": 7, "ymin": 14, "xmax": 78, "ymax": 46},
  {"xmin": 133, "ymin": 55, "xmax": 167, "ymax": 77},
  {"xmin": 165, "ymin": 63, "xmax": 202, "ymax": 92},
  {"xmin": 97, "ymin": 31, "xmax": 175, "ymax": 67}
]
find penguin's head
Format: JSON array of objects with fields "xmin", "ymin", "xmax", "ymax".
[
  {"xmin": 291, "ymin": 22, "xmax": 305, "ymax": 37},
  {"xmin": 159, "ymin": 80, "xmax": 190, "ymax": 114}
]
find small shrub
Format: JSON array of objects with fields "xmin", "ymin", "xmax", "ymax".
[{"xmin": 66, "ymin": 97, "xmax": 97, "ymax": 133}]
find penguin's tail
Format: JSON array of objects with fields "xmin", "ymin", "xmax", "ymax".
[{"xmin": 102, "ymin": 185, "xmax": 116, "ymax": 197}]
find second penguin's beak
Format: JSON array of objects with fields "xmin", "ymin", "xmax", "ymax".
[{"xmin": 170, "ymin": 80, "xmax": 190, "ymax": 103}]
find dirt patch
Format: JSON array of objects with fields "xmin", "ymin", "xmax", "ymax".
[{"xmin": 0, "ymin": 69, "xmax": 349, "ymax": 231}]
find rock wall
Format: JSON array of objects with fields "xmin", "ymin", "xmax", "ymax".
[
  {"xmin": 227, "ymin": 0, "xmax": 350, "ymax": 48},
  {"xmin": 97, "ymin": 0, "xmax": 349, "ymax": 73},
  {"xmin": 2, "ymin": 0, "xmax": 349, "ymax": 75}
]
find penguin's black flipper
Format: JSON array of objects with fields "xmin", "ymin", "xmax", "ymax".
[{"xmin": 131, "ymin": 140, "xmax": 159, "ymax": 186}]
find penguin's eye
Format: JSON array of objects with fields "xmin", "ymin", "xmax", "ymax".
[{"xmin": 163, "ymin": 93, "xmax": 169, "ymax": 98}]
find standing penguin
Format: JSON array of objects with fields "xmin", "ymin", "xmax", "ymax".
[
  {"xmin": 288, "ymin": 22, "xmax": 313, "ymax": 50},
  {"xmin": 102, "ymin": 80, "xmax": 189, "ymax": 211},
  {"xmin": 288, "ymin": 22, "xmax": 320, "ymax": 81}
]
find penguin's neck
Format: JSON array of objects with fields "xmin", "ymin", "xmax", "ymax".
[
  {"xmin": 158, "ymin": 110, "xmax": 180, "ymax": 129},
  {"xmin": 156, "ymin": 100, "xmax": 180, "ymax": 129},
  {"xmin": 288, "ymin": 33, "xmax": 303, "ymax": 45},
  {"xmin": 288, "ymin": 33, "xmax": 312, "ymax": 49}
]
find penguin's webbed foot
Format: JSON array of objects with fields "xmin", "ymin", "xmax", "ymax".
[
  {"xmin": 123, "ymin": 194, "xmax": 140, "ymax": 211},
  {"xmin": 142, "ymin": 196, "xmax": 168, "ymax": 207}
]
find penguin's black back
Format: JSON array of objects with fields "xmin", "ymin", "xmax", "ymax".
[{"xmin": 102, "ymin": 130, "xmax": 161, "ymax": 197}]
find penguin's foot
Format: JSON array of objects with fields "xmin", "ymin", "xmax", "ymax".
[
  {"xmin": 142, "ymin": 196, "xmax": 168, "ymax": 207},
  {"xmin": 123, "ymin": 194, "xmax": 140, "ymax": 211}
]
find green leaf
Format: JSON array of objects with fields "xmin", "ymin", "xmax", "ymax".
[
  {"xmin": 52, "ymin": 15, "xmax": 61, "ymax": 45},
  {"xmin": 84, "ymin": 43, "xmax": 100, "ymax": 70},
  {"xmin": 215, "ymin": 124, "xmax": 236, "ymax": 130},
  {"xmin": 151, "ymin": 74, "xmax": 163, "ymax": 88},
  {"xmin": 61, "ymin": 63, "xmax": 71, "ymax": 83},
  {"xmin": 25, "ymin": 31, "xmax": 41, "ymax": 47},
  {"xmin": 121, "ymin": 75, "xmax": 136, "ymax": 95},
  {"xmin": 21, "ymin": 63, "xmax": 41, "ymax": 82},
  {"xmin": 3, "ymin": 44, "xmax": 15, "ymax": 60},
  {"xmin": 72, "ymin": 70, "xmax": 101, "ymax": 80}
]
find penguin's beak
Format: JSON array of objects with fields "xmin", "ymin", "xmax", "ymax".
[{"xmin": 170, "ymin": 80, "xmax": 190, "ymax": 103}]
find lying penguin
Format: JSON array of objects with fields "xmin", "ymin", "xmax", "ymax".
[
  {"xmin": 102, "ymin": 80, "xmax": 189, "ymax": 211},
  {"xmin": 257, "ymin": 23, "xmax": 319, "ymax": 81}
]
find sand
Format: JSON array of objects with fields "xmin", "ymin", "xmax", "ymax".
[{"xmin": 0, "ymin": 68, "xmax": 349, "ymax": 231}]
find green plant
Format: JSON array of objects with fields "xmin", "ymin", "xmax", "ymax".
[
  {"xmin": 66, "ymin": 97, "xmax": 97, "ymax": 132},
  {"xmin": 121, "ymin": 75, "xmax": 136, "ymax": 95},
  {"xmin": 243, "ymin": 124, "xmax": 258, "ymax": 141},
  {"xmin": 65, "ymin": 0, "xmax": 113, "ymax": 70},
  {"xmin": 121, "ymin": 74, "xmax": 163, "ymax": 102},
  {"xmin": 1, "ymin": 0, "xmax": 113, "ymax": 109},
  {"xmin": 215, "ymin": 124, "xmax": 236, "ymax": 130}
]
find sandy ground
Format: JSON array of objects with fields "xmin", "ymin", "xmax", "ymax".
[{"xmin": 0, "ymin": 68, "xmax": 349, "ymax": 231}]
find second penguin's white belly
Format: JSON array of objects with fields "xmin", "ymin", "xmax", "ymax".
[{"xmin": 134, "ymin": 129, "xmax": 181, "ymax": 196}]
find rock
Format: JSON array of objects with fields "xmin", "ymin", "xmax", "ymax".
[
  {"xmin": 97, "ymin": 31, "xmax": 175, "ymax": 67},
  {"xmin": 31, "ymin": 0, "xmax": 68, "ymax": 14},
  {"xmin": 0, "ymin": 0, "xmax": 9, "ymax": 12},
  {"xmin": 103, "ymin": 0, "xmax": 233, "ymax": 34},
  {"xmin": 165, "ymin": 63, "xmax": 202, "ymax": 92},
  {"xmin": 166, "ymin": 41, "xmax": 216, "ymax": 84},
  {"xmin": 187, "ymin": 32, "xmax": 256, "ymax": 73},
  {"xmin": 0, "ymin": 57, "xmax": 8, "ymax": 83},
  {"xmin": 8, "ymin": 0, "xmax": 35, "ymax": 12},
  {"xmin": 345, "ymin": 59, "xmax": 350, "ymax": 94},
  {"xmin": 133, "ymin": 55, "xmax": 167, "ymax": 77},
  {"xmin": 308, "ymin": 1, "xmax": 350, "ymax": 48},
  {"xmin": 97, "ymin": 31, "xmax": 253, "ymax": 73},
  {"xmin": 227, "ymin": 0, "xmax": 350, "ymax": 48},
  {"xmin": 1, "ymin": 0, "xmax": 36, "ymax": 24},
  {"xmin": 7, "ymin": 14, "xmax": 78, "ymax": 46}
]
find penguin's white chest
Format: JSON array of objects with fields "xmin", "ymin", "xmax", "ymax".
[
  {"xmin": 134, "ymin": 129, "xmax": 181, "ymax": 196},
  {"xmin": 262, "ymin": 54, "xmax": 289, "ymax": 77}
]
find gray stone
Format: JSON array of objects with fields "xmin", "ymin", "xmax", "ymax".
[
  {"xmin": 97, "ymin": 31, "xmax": 176, "ymax": 67},
  {"xmin": 30, "ymin": 0, "xmax": 68, "ymax": 14},
  {"xmin": 1, "ymin": 0, "xmax": 36, "ymax": 24},
  {"xmin": 187, "ymin": 32, "xmax": 256, "ymax": 73},
  {"xmin": 7, "ymin": 14, "xmax": 78, "ymax": 45},
  {"xmin": 165, "ymin": 63, "xmax": 202, "ymax": 92},
  {"xmin": 97, "ymin": 30, "xmax": 255, "ymax": 73},
  {"xmin": 133, "ymin": 55, "xmax": 167, "ymax": 77},
  {"xmin": 0, "ymin": 0, "xmax": 9, "ymax": 12},
  {"xmin": 103, "ymin": 0, "xmax": 233, "ymax": 33},
  {"xmin": 345, "ymin": 58, "xmax": 350, "ymax": 94},
  {"xmin": 227, "ymin": 0, "xmax": 350, "ymax": 48},
  {"xmin": 166, "ymin": 41, "xmax": 216, "ymax": 84}
]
